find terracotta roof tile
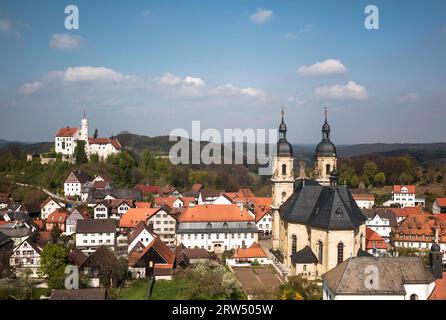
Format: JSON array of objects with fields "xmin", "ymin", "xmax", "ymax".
[
  {"xmin": 179, "ymin": 204, "xmax": 255, "ymax": 223},
  {"xmin": 233, "ymin": 242, "xmax": 267, "ymax": 259},
  {"xmin": 119, "ymin": 208, "xmax": 160, "ymax": 228},
  {"xmin": 55, "ymin": 127, "xmax": 78, "ymax": 137}
]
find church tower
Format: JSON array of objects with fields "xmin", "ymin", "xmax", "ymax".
[
  {"xmin": 272, "ymin": 108, "xmax": 294, "ymax": 250},
  {"xmin": 80, "ymin": 111, "xmax": 89, "ymax": 142},
  {"xmin": 314, "ymin": 108, "xmax": 337, "ymax": 186}
]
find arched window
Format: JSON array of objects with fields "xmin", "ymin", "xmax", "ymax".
[
  {"xmin": 291, "ymin": 235, "xmax": 297, "ymax": 253},
  {"xmin": 318, "ymin": 240, "xmax": 323, "ymax": 264},
  {"xmin": 326, "ymin": 164, "xmax": 331, "ymax": 175},
  {"xmin": 282, "ymin": 164, "xmax": 287, "ymax": 175},
  {"xmin": 223, "ymin": 222, "xmax": 228, "ymax": 229},
  {"xmin": 206, "ymin": 223, "xmax": 212, "ymax": 230},
  {"xmin": 337, "ymin": 242, "xmax": 344, "ymax": 265},
  {"xmin": 410, "ymin": 294, "xmax": 418, "ymax": 300},
  {"xmin": 281, "ymin": 192, "xmax": 286, "ymax": 202}
]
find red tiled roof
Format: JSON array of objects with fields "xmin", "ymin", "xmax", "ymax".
[
  {"xmin": 393, "ymin": 185, "xmax": 416, "ymax": 194},
  {"xmin": 55, "ymin": 127, "xmax": 78, "ymax": 137},
  {"xmin": 394, "ymin": 214, "xmax": 446, "ymax": 243},
  {"xmin": 366, "ymin": 228, "xmax": 388, "ymax": 250},
  {"xmin": 430, "ymin": 273, "xmax": 446, "ymax": 300},
  {"xmin": 88, "ymin": 138, "xmax": 121, "ymax": 149},
  {"xmin": 46, "ymin": 209, "xmax": 68, "ymax": 223},
  {"xmin": 119, "ymin": 208, "xmax": 160, "ymax": 228},
  {"xmin": 135, "ymin": 185, "xmax": 160, "ymax": 194},
  {"xmin": 128, "ymin": 236, "xmax": 175, "ymax": 267},
  {"xmin": 390, "ymin": 206, "xmax": 425, "ymax": 217},
  {"xmin": 179, "ymin": 204, "xmax": 255, "ymax": 223},
  {"xmin": 435, "ymin": 198, "xmax": 446, "ymax": 208},
  {"xmin": 154, "ymin": 197, "xmax": 183, "ymax": 208},
  {"xmin": 135, "ymin": 202, "xmax": 152, "ymax": 208},
  {"xmin": 233, "ymin": 242, "xmax": 268, "ymax": 259},
  {"xmin": 352, "ymin": 194, "xmax": 375, "ymax": 201}
]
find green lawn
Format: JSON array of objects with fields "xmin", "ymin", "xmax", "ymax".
[
  {"xmin": 151, "ymin": 280, "xmax": 177, "ymax": 300},
  {"xmin": 118, "ymin": 278, "xmax": 178, "ymax": 300}
]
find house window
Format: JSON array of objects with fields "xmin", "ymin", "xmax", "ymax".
[
  {"xmin": 318, "ymin": 240, "xmax": 323, "ymax": 264},
  {"xmin": 291, "ymin": 235, "xmax": 297, "ymax": 253},
  {"xmin": 223, "ymin": 222, "xmax": 228, "ymax": 229},
  {"xmin": 206, "ymin": 223, "xmax": 212, "ymax": 230},
  {"xmin": 337, "ymin": 242, "xmax": 344, "ymax": 265}
]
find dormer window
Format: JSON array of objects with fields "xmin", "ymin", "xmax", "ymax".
[
  {"xmin": 335, "ymin": 208, "xmax": 343, "ymax": 218},
  {"xmin": 206, "ymin": 223, "xmax": 212, "ymax": 230},
  {"xmin": 247, "ymin": 222, "xmax": 252, "ymax": 228},
  {"xmin": 223, "ymin": 222, "xmax": 228, "ymax": 229}
]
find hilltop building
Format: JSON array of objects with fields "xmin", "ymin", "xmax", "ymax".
[{"xmin": 54, "ymin": 113, "xmax": 122, "ymax": 160}]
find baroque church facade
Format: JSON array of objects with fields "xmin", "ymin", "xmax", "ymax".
[{"xmin": 271, "ymin": 109, "xmax": 367, "ymax": 279}]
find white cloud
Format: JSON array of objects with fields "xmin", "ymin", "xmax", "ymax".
[
  {"xmin": 314, "ymin": 81, "xmax": 368, "ymax": 100},
  {"xmin": 396, "ymin": 92, "xmax": 419, "ymax": 103},
  {"xmin": 287, "ymin": 96, "xmax": 305, "ymax": 106},
  {"xmin": 49, "ymin": 33, "xmax": 83, "ymax": 51},
  {"xmin": 62, "ymin": 67, "xmax": 125, "ymax": 83},
  {"xmin": 158, "ymin": 73, "xmax": 205, "ymax": 88},
  {"xmin": 184, "ymin": 76, "xmax": 205, "ymax": 87},
  {"xmin": 250, "ymin": 8, "xmax": 274, "ymax": 24},
  {"xmin": 0, "ymin": 17, "xmax": 20, "ymax": 37},
  {"xmin": 159, "ymin": 73, "xmax": 183, "ymax": 86},
  {"xmin": 17, "ymin": 81, "xmax": 43, "ymax": 95},
  {"xmin": 297, "ymin": 59, "xmax": 347, "ymax": 76},
  {"xmin": 210, "ymin": 84, "xmax": 265, "ymax": 98}
]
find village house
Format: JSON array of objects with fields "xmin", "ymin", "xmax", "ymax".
[
  {"xmin": 366, "ymin": 228, "xmax": 389, "ymax": 256},
  {"xmin": 40, "ymin": 197, "xmax": 65, "ymax": 220},
  {"xmin": 433, "ymin": 197, "xmax": 446, "ymax": 214},
  {"xmin": 176, "ymin": 204, "xmax": 258, "ymax": 253},
  {"xmin": 127, "ymin": 221, "xmax": 156, "ymax": 253},
  {"xmin": 393, "ymin": 214, "xmax": 446, "ymax": 265},
  {"xmin": 66, "ymin": 207, "xmax": 89, "ymax": 236},
  {"xmin": 226, "ymin": 242, "xmax": 270, "ymax": 267},
  {"xmin": 75, "ymin": 219, "xmax": 117, "ymax": 254},
  {"xmin": 9, "ymin": 239, "xmax": 42, "ymax": 278},
  {"xmin": 350, "ymin": 190, "xmax": 375, "ymax": 209},
  {"xmin": 45, "ymin": 208, "xmax": 68, "ymax": 233},
  {"xmin": 87, "ymin": 137, "xmax": 122, "ymax": 160},
  {"xmin": 128, "ymin": 236, "xmax": 175, "ymax": 280},
  {"xmin": 386, "ymin": 185, "xmax": 426, "ymax": 208},
  {"xmin": 362, "ymin": 208, "xmax": 398, "ymax": 242},
  {"xmin": 93, "ymin": 200, "xmax": 133, "ymax": 220},
  {"xmin": 80, "ymin": 174, "xmax": 113, "ymax": 202},
  {"xmin": 64, "ymin": 170, "xmax": 90, "ymax": 197},
  {"xmin": 174, "ymin": 243, "xmax": 212, "ymax": 268},
  {"xmin": 120, "ymin": 206, "xmax": 177, "ymax": 247}
]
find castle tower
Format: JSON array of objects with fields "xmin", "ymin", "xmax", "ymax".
[
  {"xmin": 314, "ymin": 108, "xmax": 337, "ymax": 186},
  {"xmin": 80, "ymin": 111, "xmax": 89, "ymax": 142},
  {"xmin": 272, "ymin": 108, "xmax": 294, "ymax": 250}
]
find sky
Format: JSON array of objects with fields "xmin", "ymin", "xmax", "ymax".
[{"xmin": 0, "ymin": 0, "xmax": 445, "ymax": 144}]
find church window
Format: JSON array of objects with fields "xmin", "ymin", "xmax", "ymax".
[
  {"xmin": 291, "ymin": 235, "xmax": 297, "ymax": 253},
  {"xmin": 326, "ymin": 164, "xmax": 331, "ymax": 175},
  {"xmin": 318, "ymin": 240, "xmax": 323, "ymax": 264},
  {"xmin": 337, "ymin": 242, "xmax": 344, "ymax": 265},
  {"xmin": 282, "ymin": 164, "xmax": 287, "ymax": 175}
]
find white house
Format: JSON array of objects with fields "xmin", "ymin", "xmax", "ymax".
[
  {"xmin": 388, "ymin": 185, "xmax": 425, "ymax": 208},
  {"xmin": 75, "ymin": 219, "xmax": 117, "ymax": 254},
  {"xmin": 64, "ymin": 170, "xmax": 89, "ymax": 197},
  {"xmin": 40, "ymin": 197, "xmax": 64, "ymax": 220},
  {"xmin": 66, "ymin": 208, "xmax": 87, "ymax": 236},
  {"xmin": 87, "ymin": 138, "xmax": 122, "ymax": 160},
  {"xmin": 352, "ymin": 193, "xmax": 375, "ymax": 209},
  {"xmin": 322, "ymin": 256, "xmax": 436, "ymax": 300},
  {"xmin": 212, "ymin": 194, "xmax": 233, "ymax": 205},
  {"xmin": 433, "ymin": 197, "xmax": 446, "ymax": 214},
  {"xmin": 127, "ymin": 221, "xmax": 156, "ymax": 253},
  {"xmin": 255, "ymin": 211, "xmax": 273, "ymax": 236},
  {"xmin": 9, "ymin": 239, "xmax": 42, "ymax": 278},
  {"xmin": 226, "ymin": 242, "xmax": 270, "ymax": 267},
  {"xmin": 362, "ymin": 209, "xmax": 397, "ymax": 242},
  {"xmin": 176, "ymin": 204, "xmax": 258, "ymax": 253}
]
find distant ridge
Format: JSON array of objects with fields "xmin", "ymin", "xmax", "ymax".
[{"xmin": 1, "ymin": 132, "xmax": 446, "ymax": 165}]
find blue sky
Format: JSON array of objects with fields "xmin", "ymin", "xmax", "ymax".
[{"xmin": 0, "ymin": 0, "xmax": 445, "ymax": 144}]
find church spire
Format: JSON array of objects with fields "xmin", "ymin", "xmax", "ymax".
[
  {"xmin": 279, "ymin": 106, "xmax": 287, "ymax": 141},
  {"xmin": 322, "ymin": 107, "xmax": 331, "ymax": 141}
]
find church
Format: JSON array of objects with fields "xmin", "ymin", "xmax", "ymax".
[{"xmin": 271, "ymin": 109, "xmax": 367, "ymax": 279}]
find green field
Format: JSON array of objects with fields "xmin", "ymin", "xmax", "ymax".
[{"xmin": 118, "ymin": 279, "xmax": 177, "ymax": 300}]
